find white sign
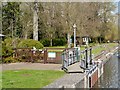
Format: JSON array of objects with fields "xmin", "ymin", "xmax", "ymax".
[{"xmin": 48, "ymin": 52, "xmax": 56, "ymax": 58}]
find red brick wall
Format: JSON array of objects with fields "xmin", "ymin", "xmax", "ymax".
[{"xmin": 91, "ymin": 70, "xmax": 98, "ymax": 87}]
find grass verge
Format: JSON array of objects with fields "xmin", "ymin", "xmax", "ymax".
[
  {"xmin": 92, "ymin": 43, "xmax": 118, "ymax": 56},
  {"xmin": 2, "ymin": 70, "xmax": 65, "ymax": 88}
]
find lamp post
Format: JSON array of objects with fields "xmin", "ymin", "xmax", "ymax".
[{"xmin": 73, "ymin": 24, "xmax": 77, "ymax": 48}]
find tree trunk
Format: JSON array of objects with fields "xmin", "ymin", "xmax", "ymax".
[
  {"xmin": 100, "ymin": 37, "xmax": 101, "ymax": 44},
  {"xmin": 25, "ymin": 31, "xmax": 28, "ymax": 39},
  {"xmin": 67, "ymin": 33, "xmax": 71, "ymax": 48},
  {"xmin": 50, "ymin": 34, "xmax": 52, "ymax": 46},
  {"xmin": 50, "ymin": 39, "xmax": 52, "ymax": 46},
  {"xmin": 11, "ymin": 19, "xmax": 13, "ymax": 38},
  {"xmin": 33, "ymin": 1, "xmax": 38, "ymax": 41}
]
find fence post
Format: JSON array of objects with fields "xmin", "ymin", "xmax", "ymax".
[
  {"xmin": 44, "ymin": 49, "xmax": 47, "ymax": 64},
  {"xmin": 31, "ymin": 49, "xmax": 33, "ymax": 62}
]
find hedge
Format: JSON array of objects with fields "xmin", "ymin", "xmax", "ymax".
[
  {"xmin": 40, "ymin": 38, "xmax": 67, "ymax": 47},
  {"xmin": 18, "ymin": 39, "xmax": 44, "ymax": 49}
]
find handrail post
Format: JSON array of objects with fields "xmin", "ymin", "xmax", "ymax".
[
  {"xmin": 85, "ymin": 47, "xmax": 88, "ymax": 69},
  {"xmin": 90, "ymin": 46, "xmax": 92, "ymax": 65}
]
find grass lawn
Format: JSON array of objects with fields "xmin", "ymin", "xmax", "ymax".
[
  {"xmin": 80, "ymin": 43, "xmax": 118, "ymax": 58},
  {"xmin": 0, "ymin": 72, "xmax": 2, "ymax": 89},
  {"xmin": 92, "ymin": 43, "xmax": 118, "ymax": 56},
  {"xmin": 2, "ymin": 70, "xmax": 65, "ymax": 88},
  {"xmin": 45, "ymin": 46, "xmax": 65, "ymax": 48},
  {"xmin": 92, "ymin": 46, "xmax": 105, "ymax": 55},
  {"xmin": 44, "ymin": 43, "xmax": 118, "ymax": 54}
]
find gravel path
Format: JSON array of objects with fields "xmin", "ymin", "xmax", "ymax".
[{"xmin": 1, "ymin": 63, "xmax": 62, "ymax": 72}]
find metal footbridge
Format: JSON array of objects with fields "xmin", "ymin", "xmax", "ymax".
[{"xmin": 61, "ymin": 47, "xmax": 93, "ymax": 73}]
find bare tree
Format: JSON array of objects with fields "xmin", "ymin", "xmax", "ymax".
[{"xmin": 33, "ymin": 1, "xmax": 38, "ymax": 41}]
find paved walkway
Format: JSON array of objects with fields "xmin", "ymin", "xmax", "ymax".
[
  {"xmin": 67, "ymin": 62, "xmax": 84, "ymax": 73},
  {"xmin": 1, "ymin": 63, "xmax": 62, "ymax": 72},
  {"xmin": 43, "ymin": 73, "xmax": 85, "ymax": 88}
]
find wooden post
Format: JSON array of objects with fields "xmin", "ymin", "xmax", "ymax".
[
  {"xmin": 44, "ymin": 49, "xmax": 47, "ymax": 64},
  {"xmin": 31, "ymin": 49, "xmax": 33, "ymax": 62}
]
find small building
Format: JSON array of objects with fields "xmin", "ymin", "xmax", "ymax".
[
  {"xmin": 82, "ymin": 36, "xmax": 90, "ymax": 46},
  {"xmin": 0, "ymin": 34, "xmax": 5, "ymax": 41},
  {"xmin": 76, "ymin": 36, "xmax": 80, "ymax": 46},
  {"xmin": 0, "ymin": 34, "xmax": 5, "ymax": 37}
]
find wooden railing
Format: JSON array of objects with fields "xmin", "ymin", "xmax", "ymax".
[{"xmin": 13, "ymin": 48, "xmax": 46, "ymax": 63}]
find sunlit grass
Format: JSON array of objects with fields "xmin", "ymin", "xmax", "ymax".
[
  {"xmin": 92, "ymin": 43, "xmax": 118, "ymax": 55},
  {"xmin": 2, "ymin": 70, "xmax": 65, "ymax": 88}
]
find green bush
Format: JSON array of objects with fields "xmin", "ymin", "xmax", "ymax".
[
  {"xmin": 3, "ymin": 57, "xmax": 17, "ymax": 63},
  {"xmin": 53, "ymin": 38, "xmax": 67, "ymax": 46},
  {"xmin": 2, "ymin": 38, "xmax": 21, "ymax": 57},
  {"xmin": 40, "ymin": 38, "xmax": 50, "ymax": 47},
  {"xmin": 40, "ymin": 38, "xmax": 67, "ymax": 47},
  {"xmin": 18, "ymin": 39, "xmax": 44, "ymax": 49}
]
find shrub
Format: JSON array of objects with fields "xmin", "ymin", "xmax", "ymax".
[
  {"xmin": 18, "ymin": 39, "xmax": 44, "ymax": 49},
  {"xmin": 40, "ymin": 38, "xmax": 50, "ymax": 47},
  {"xmin": 3, "ymin": 57, "xmax": 17, "ymax": 63},
  {"xmin": 2, "ymin": 38, "xmax": 21, "ymax": 57},
  {"xmin": 40, "ymin": 38, "xmax": 67, "ymax": 47},
  {"xmin": 52, "ymin": 38, "xmax": 67, "ymax": 46}
]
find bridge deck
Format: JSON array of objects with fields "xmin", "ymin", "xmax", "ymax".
[{"xmin": 67, "ymin": 62, "xmax": 84, "ymax": 73}]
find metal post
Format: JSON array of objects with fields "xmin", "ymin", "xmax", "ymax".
[
  {"xmin": 74, "ymin": 28, "xmax": 76, "ymax": 48},
  {"xmin": 73, "ymin": 24, "xmax": 76, "ymax": 48},
  {"xmin": 90, "ymin": 46, "xmax": 92, "ymax": 65},
  {"xmin": 68, "ymin": 50, "xmax": 69, "ymax": 66},
  {"xmin": 85, "ymin": 47, "xmax": 88, "ymax": 69}
]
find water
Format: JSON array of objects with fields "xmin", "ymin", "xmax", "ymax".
[{"xmin": 93, "ymin": 52, "xmax": 120, "ymax": 88}]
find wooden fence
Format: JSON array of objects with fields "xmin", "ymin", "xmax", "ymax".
[
  {"xmin": 13, "ymin": 48, "xmax": 65, "ymax": 64},
  {"xmin": 13, "ymin": 48, "xmax": 46, "ymax": 63}
]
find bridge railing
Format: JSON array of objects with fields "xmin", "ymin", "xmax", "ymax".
[
  {"xmin": 62, "ymin": 47, "xmax": 80, "ymax": 70},
  {"xmin": 80, "ymin": 47, "xmax": 93, "ymax": 69}
]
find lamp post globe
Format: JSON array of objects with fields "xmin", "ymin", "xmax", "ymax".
[{"xmin": 73, "ymin": 24, "xmax": 76, "ymax": 28}]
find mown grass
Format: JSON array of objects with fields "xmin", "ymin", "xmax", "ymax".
[
  {"xmin": 2, "ymin": 70, "xmax": 65, "ymax": 88},
  {"xmin": 92, "ymin": 46, "xmax": 105, "ymax": 55},
  {"xmin": 45, "ymin": 43, "xmax": 118, "ymax": 53},
  {"xmin": 45, "ymin": 46, "xmax": 65, "ymax": 48},
  {"xmin": 0, "ymin": 71, "xmax": 2, "ymax": 89},
  {"xmin": 92, "ymin": 43, "xmax": 118, "ymax": 55}
]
